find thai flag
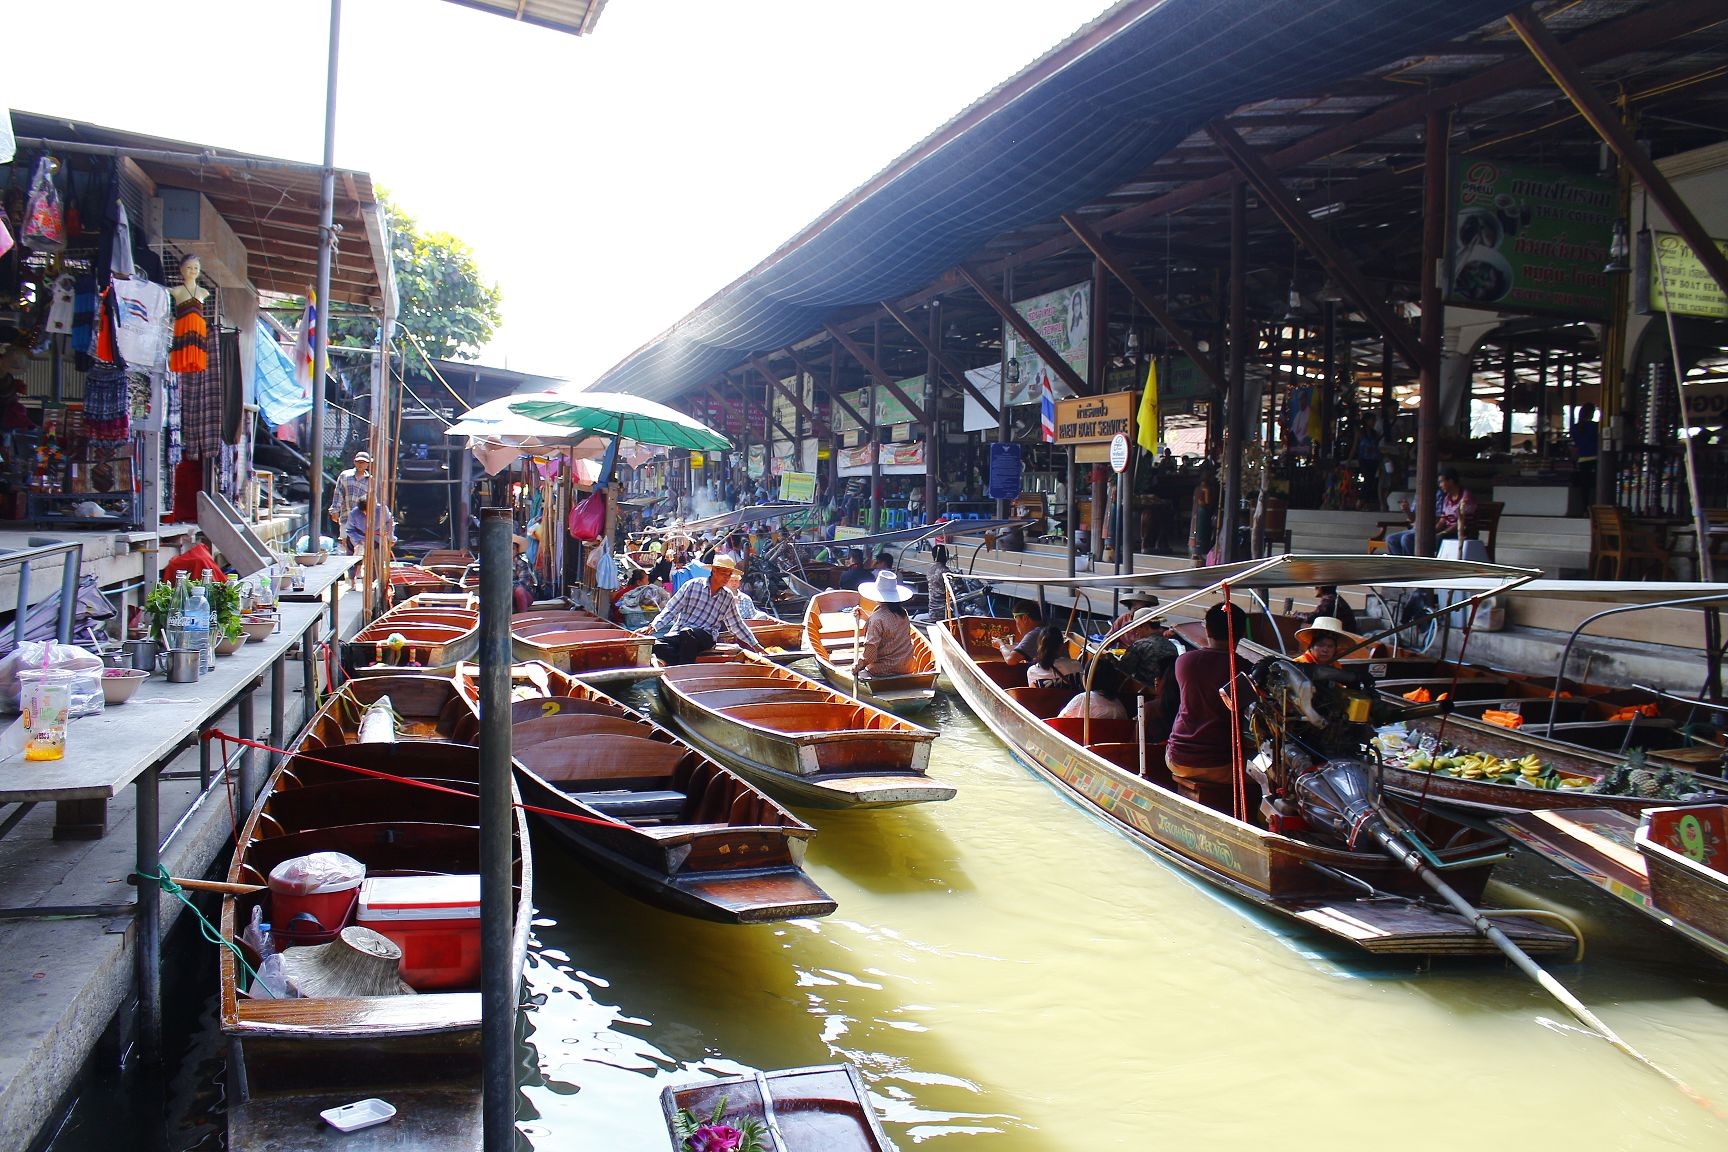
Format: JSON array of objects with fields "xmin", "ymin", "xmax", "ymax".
[{"xmin": 1039, "ymin": 371, "xmax": 1056, "ymax": 443}]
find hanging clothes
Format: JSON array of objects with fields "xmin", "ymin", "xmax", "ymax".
[
  {"xmin": 85, "ymin": 290, "xmax": 130, "ymax": 448},
  {"xmin": 168, "ymin": 296, "xmax": 208, "ymax": 373},
  {"xmin": 179, "ymin": 310, "xmax": 223, "ymax": 460},
  {"xmin": 111, "ymin": 277, "xmax": 171, "ymax": 373},
  {"xmin": 219, "ymin": 328, "xmax": 244, "ymax": 444}
]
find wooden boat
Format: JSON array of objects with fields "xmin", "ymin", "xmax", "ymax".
[
  {"xmin": 1498, "ymin": 803, "xmax": 1728, "ymax": 964},
  {"xmin": 419, "ymin": 548, "xmax": 475, "ymax": 582},
  {"xmin": 510, "ymin": 608, "xmax": 654, "ymax": 675},
  {"xmin": 747, "ymin": 617, "xmax": 805, "ymax": 653},
  {"xmin": 658, "ymin": 653, "xmax": 949, "ymax": 809},
  {"xmin": 450, "ymin": 661, "xmax": 835, "ymax": 923},
  {"xmin": 343, "ymin": 593, "xmax": 479, "ymax": 674},
  {"xmin": 932, "ymin": 611, "xmax": 1572, "ymax": 956},
  {"xmin": 661, "ymin": 1063, "xmax": 892, "ymax": 1152},
  {"xmin": 802, "ymin": 589, "xmax": 937, "ymax": 714},
  {"xmin": 388, "ymin": 562, "xmax": 452, "ymax": 604},
  {"xmin": 219, "ymin": 673, "xmax": 532, "ymax": 1146}
]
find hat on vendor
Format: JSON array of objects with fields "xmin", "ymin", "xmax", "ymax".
[
  {"xmin": 860, "ymin": 570, "xmax": 915, "ymax": 604},
  {"xmin": 354, "ymin": 451, "xmax": 372, "ymax": 463},
  {"xmin": 1120, "ymin": 589, "xmax": 1160, "ymax": 607},
  {"xmin": 709, "ymin": 553, "xmax": 739, "ymax": 573},
  {"xmin": 1295, "ymin": 616, "xmax": 1360, "ymax": 647}
]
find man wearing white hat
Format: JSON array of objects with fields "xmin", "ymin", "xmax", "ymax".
[
  {"xmin": 650, "ymin": 553, "xmax": 768, "ymax": 664},
  {"xmin": 1293, "ymin": 616, "xmax": 1360, "ymax": 667},
  {"xmin": 854, "ymin": 570, "xmax": 917, "ymax": 680},
  {"xmin": 328, "ymin": 450, "xmax": 373, "ymax": 552}
]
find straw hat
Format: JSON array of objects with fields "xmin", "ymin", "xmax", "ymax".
[
  {"xmin": 709, "ymin": 553, "xmax": 739, "ymax": 573},
  {"xmin": 1120, "ymin": 590, "xmax": 1161, "ymax": 607},
  {"xmin": 1295, "ymin": 616, "xmax": 1360, "ymax": 647},
  {"xmin": 860, "ymin": 570, "xmax": 915, "ymax": 604},
  {"xmin": 279, "ymin": 926, "xmax": 415, "ymax": 998}
]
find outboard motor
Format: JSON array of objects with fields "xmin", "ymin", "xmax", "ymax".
[{"xmin": 1289, "ymin": 759, "xmax": 1393, "ymax": 851}]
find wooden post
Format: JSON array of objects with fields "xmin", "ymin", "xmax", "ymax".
[
  {"xmin": 1414, "ymin": 110, "xmax": 1448, "ymax": 557},
  {"xmin": 925, "ymin": 302, "xmax": 940, "ymax": 526},
  {"xmin": 1222, "ymin": 184, "xmax": 1247, "ymax": 562}
]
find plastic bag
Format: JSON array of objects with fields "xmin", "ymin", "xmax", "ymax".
[
  {"xmin": 268, "ymin": 851, "xmax": 365, "ymax": 895},
  {"xmin": 567, "ymin": 489, "xmax": 606, "ymax": 541},
  {"xmin": 0, "ymin": 641, "xmax": 104, "ymax": 716},
  {"xmin": 21, "ymin": 156, "xmax": 66, "ymax": 254}
]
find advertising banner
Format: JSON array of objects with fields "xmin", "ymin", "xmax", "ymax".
[
  {"xmin": 779, "ymin": 470, "xmax": 817, "ymax": 503},
  {"xmin": 1003, "ymin": 280, "xmax": 1089, "ymax": 406},
  {"xmin": 835, "ymin": 441, "xmax": 926, "ymax": 476},
  {"xmin": 1446, "ymin": 158, "xmax": 1615, "ymax": 318},
  {"xmin": 1640, "ymin": 230, "xmax": 1728, "ymax": 319}
]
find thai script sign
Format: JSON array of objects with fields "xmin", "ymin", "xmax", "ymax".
[
  {"xmin": 1054, "ymin": 391, "xmax": 1134, "ymax": 445},
  {"xmin": 1447, "ymin": 158, "xmax": 1615, "ymax": 318}
]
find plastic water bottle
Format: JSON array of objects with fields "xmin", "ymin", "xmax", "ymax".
[
  {"xmin": 186, "ymin": 583, "xmax": 212, "ymax": 672},
  {"xmin": 201, "ymin": 570, "xmax": 219, "ymax": 669},
  {"xmin": 166, "ymin": 571, "xmax": 190, "ymax": 652},
  {"xmin": 258, "ymin": 568, "xmax": 274, "ymax": 609}
]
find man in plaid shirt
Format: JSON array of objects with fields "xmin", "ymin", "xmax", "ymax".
[
  {"xmin": 328, "ymin": 451, "xmax": 373, "ymax": 550},
  {"xmin": 649, "ymin": 553, "xmax": 767, "ymax": 664}
]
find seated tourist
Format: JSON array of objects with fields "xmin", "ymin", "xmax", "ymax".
[
  {"xmin": 1165, "ymin": 602, "xmax": 1247, "ymax": 798},
  {"xmin": 1026, "ymin": 626, "xmax": 1082, "ymax": 689}
]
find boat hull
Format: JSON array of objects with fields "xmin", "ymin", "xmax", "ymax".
[
  {"xmin": 933, "ymin": 619, "xmax": 1572, "ymax": 956},
  {"xmin": 661, "ymin": 1063, "xmax": 892, "ymax": 1152},
  {"xmin": 658, "ymin": 655, "xmax": 947, "ymax": 809},
  {"xmin": 803, "ymin": 590, "xmax": 937, "ymax": 714}
]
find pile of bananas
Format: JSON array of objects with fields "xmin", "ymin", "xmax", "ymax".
[{"xmin": 1398, "ymin": 749, "xmax": 1594, "ymax": 790}]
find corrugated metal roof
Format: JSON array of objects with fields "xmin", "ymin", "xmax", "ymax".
[{"xmin": 588, "ymin": 0, "xmax": 1527, "ymax": 402}]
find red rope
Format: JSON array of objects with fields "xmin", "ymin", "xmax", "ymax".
[
  {"xmin": 201, "ymin": 728, "xmax": 632, "ymax": 830},
  {"xmin": 1223, "ymin": 583, "xmax": 1247, "ymax": 824}
]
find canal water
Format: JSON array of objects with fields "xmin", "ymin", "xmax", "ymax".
[{"xmin": 45, "ymin": 684, "xmax": 1728, "ymax": 1151}]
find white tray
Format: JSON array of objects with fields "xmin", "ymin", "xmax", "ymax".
[{"xmin": 320, "ymin": 1097, "xmax": 397, "ymax": 1133}]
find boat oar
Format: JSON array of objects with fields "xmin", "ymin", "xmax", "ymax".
[
  {"xmin": 1296, "ymin": 764, "xmax": 1721, "ymax": 1117},
  {"xmin": 850, "ymin": 609, "xmax": 861, "ymax": 699},
  {"xmin": 132, "ymin": 875, "xmax": 266, "ymax": 896}
]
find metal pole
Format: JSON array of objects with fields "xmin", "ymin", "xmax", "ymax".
[
  {"xmin": 925, "ymin": 302, "xmax": 940, "ymax": 526},
  {"xmin": 309, "ymin": 0, "xmax": 341, "ymax": 550},
  {"xmin": 1414, "ymin": 110, "xmax": 1447, "ymax": 557},
  {"xmin": 134, "ymin": 764, "xmax": 161, "ymax": 1063},
  {"xmin": 477, "ymin": 507, "xmax": 516, "ymax": 1150},
  {"xmin": 1222, "ymin": 184, "xmax": 1246, "ymax": 562}
]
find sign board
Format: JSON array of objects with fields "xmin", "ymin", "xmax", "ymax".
[
  {"xmin": 1054, "ymin": 391, "xmax": 1134, "ymax": 445},
  {"xmin": 1003, "ymin": 280, "xmax": 1090, "ymax": 406},
  {"xmin": 1681, "ymin": 379, "xmax": 1728, "ymax": 423},
  {"xmin": 1109, "ymin": 433, "xmax": 1129, "ymax": 474},
  {"xmin": 1446, "ymin": 158, "xmax": 1616, "ymax": 318},
  {"xmin": 1074, "ymin": 442, "xmax": 1112, "ymax": 465},
  {"xmin": 1639, "ymin": 230, "xmax": 1728, "ymax": 319},
  {"xmin": 689, "ymin": 452, "xmax": 704, "ymax": 468},
  {"xmin": 987, "ymin": 443, "xmax": 1023, "ymax": 500},
  {"xmin": 779, "ymin": 470, "xmax": 817, "ymax": 503}
]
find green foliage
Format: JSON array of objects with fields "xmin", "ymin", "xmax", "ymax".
[
  {"xmin": 144, "ymin": 581, "xmax": 175, "ymax": 640},
  {"xmin": 207, "ymin": 580, "xmax": 242, "ymax": 628},
  {"xmin": 669, "ymin": 1095, "xmax": 767, "ymax": 1152}
]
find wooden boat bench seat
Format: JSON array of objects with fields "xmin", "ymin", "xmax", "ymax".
[
  {"xmin": 518, "ymin": 734, "xmax": 689, "ymax": 783},
  {"xmin": 570, "ymin": 788, "xmax": 687, "ymax": 823},
  {"xmin": 1007, "ymin": 685, "xmax": 1077, "ymax": 719},
  {"xmin": 975, "ymin": 660, "xmax": 1026, "ymax": 690},
  {"xmin": 509, "ymin": 697, "xmax": 619, "ymax": 723},
  {"xmin": 513, "ymin": 714, "xmax": 655, "ymax": 747},
  {"xmin": 687, "ymin": 686, "xmax": 832, "ymax": 707},
  {"xmin": 1045, "ymin": 717, "xmax": 1137, "ymax": 745}
]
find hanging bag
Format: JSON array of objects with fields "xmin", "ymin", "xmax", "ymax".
[
  {"xmin": 567, "ymin": 489, "xmax": 607, "ymax": 542},
  {"xmin": 21, "ymin": 156, "xmax": 65, "ymax": 253}
]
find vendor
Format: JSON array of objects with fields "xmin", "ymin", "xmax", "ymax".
[
  {"xmin": 650, "ymin": 554, "xmax": 768, "ymax": 664},
  {"xmin": 1293, "ymin": 616, "xmax": 1359, "ymax": 667},
  {"xmin": 854, "ymin": 570, "xmax": 918, "ymax": 680}
]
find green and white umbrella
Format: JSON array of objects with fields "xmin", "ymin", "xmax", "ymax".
[{"xmin": 507, "ymin": 390, "xmax": 730, "ymax": 453}]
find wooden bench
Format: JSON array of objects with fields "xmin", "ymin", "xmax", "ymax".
[{"xmin": 1007, "ymin": 686, "xmax": 1077, "ymax": 718}]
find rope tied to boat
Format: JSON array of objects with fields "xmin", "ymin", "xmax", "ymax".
[
  {"xmin": 134, "ymin": 865, "xmax": 263, "ymax": 990},
  {"xmin": 200, "ymin": 728, "xmax": 634, "ymax": 830}
]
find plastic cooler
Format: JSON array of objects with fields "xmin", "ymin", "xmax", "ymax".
[
  {"xmin": 356, "ymin": 874, "xmax": 483, "ymax": 990},
  {"xmin": 268, "ymin": 851, "xmax": 364, "ymax": 949}
]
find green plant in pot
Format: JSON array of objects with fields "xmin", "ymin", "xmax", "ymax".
[
  {"xmin": 144, "ymin": 581, "xmax": 175, "ymax": 643},
  {"xmin": 208, "ymin": 580, "xmax": 243, "ymax": 653}
]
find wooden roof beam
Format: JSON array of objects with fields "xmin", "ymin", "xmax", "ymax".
[
  {"xmin": 878, "ymin": 301, "xmax": 999, "ymax": 422},
  {"xmin": 778, "ymin": 345, "xmax": 869, "ymax": 431},
  {"xmin": 954, "ymin": 265, "xmax": 1091, "ymax": 396},
  {"xmin": 1206, "ymin": 119, "xmax": 1423, "ymax": 372},
  {"xmin": 1507, "ymin": 5, "xmax": 1728, "ymax": 304},
  {"xmin": 748, "ymin": 355, "xmax": 831, "ymax": 438},
  {"xmin": 721, "ymin": 371, "xmax": 796, "ymax": 443},
  {"xmin": 820, "ymin": 324, "xmax": 928, "ymax": 426},
  {"xmin": 1060, "ymin": 213, "xmax": 1225, "ymax": 392}
]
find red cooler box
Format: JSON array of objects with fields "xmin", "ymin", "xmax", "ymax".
[{"xmin": 355, "ymin": 874, "xmax": 482, "ymax": 990}]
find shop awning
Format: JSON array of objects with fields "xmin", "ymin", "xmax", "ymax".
[{"xmin": 586, "ymin": 0, "xmax": 1525, "ymax": 402}]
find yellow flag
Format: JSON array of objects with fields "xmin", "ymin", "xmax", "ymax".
[{"xmin": 1136, "ymin": 360, "xmax": 1159, "ymax": 453}]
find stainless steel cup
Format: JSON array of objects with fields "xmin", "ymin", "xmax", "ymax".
[
  {"xmin": 165, "ymin": 647, "xmax": 202, "ymax": 684},
  {"xmin": 127, "ymin": 639, "xmax": 162, "ymax": 673}
]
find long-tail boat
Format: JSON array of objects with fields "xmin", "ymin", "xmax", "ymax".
[
  {"xmin": 219, "ymin": 673, "xmax": 532, "ymax": 1145},
  {"xmin": 387, "ymin": 562, "xmax": 452, "ymax": 604},
  {"xmin": 931, "ymin": 555, "xmax": 1576, "ymax": 957},
  {"xmin": 343, "ymin": 593, "xmax": 479, "ymax": 674},
  {"xmin": 661, "ymin": 1063, "xmax": 893, "ymax": 1152},
  {"xmin": 657, "ymin": 653, "xmax": 949, "ymax": 809},
  {"xmin": 1497, "ymin": 803, "xmax": 1728, "ymax": 964},
  {"xmin": 450, "ymin": 661, "xmax": 835, "ymax": 923},
  {"xmin": 510, "ymin": 608, "xmax": 654, "ymax": 675},
  {"xmin": 802, "ymin": 589, "xmax": 937, "ymax": 714}
]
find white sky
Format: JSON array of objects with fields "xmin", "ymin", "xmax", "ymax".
[{"xmin": 11, "ymin": 0, "xmax": 1116, "ymax": 384}]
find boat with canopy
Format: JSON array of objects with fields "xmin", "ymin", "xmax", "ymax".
[{"xmin": 930, "ymin": 554, "xmax": 1576, "ymax": 956}]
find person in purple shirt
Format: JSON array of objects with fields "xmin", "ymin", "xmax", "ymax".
[{"xmin": 1165, "ymin": 601, "xmax": 1247, "ymax": 805}]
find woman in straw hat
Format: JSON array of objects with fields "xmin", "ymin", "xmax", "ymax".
[
  {"xmin": 855, "ymin": 570, "xmax": 917, "ymax": 680},
  {"xmin": 1293, "ymin": 616, "xmax": 1360, "ymax": 667}
]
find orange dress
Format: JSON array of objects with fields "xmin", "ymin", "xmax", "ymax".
[{"xmin": 168, "ymin": 297, "xmax": 208, "ymax": 373}]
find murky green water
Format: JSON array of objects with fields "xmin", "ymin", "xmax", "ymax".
[
  {"xmin": 519, "ymin": 687, "xmax": 1728, "ymax": 1150},
  {"xmin": 44, "ymin": 684, "xmax": 1728, "ymax": 1151}
]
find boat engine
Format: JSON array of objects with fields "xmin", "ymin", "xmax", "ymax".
[{"xmin": 1245, "ymin": 657, "xmax": 1390, "ymax": 840}]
